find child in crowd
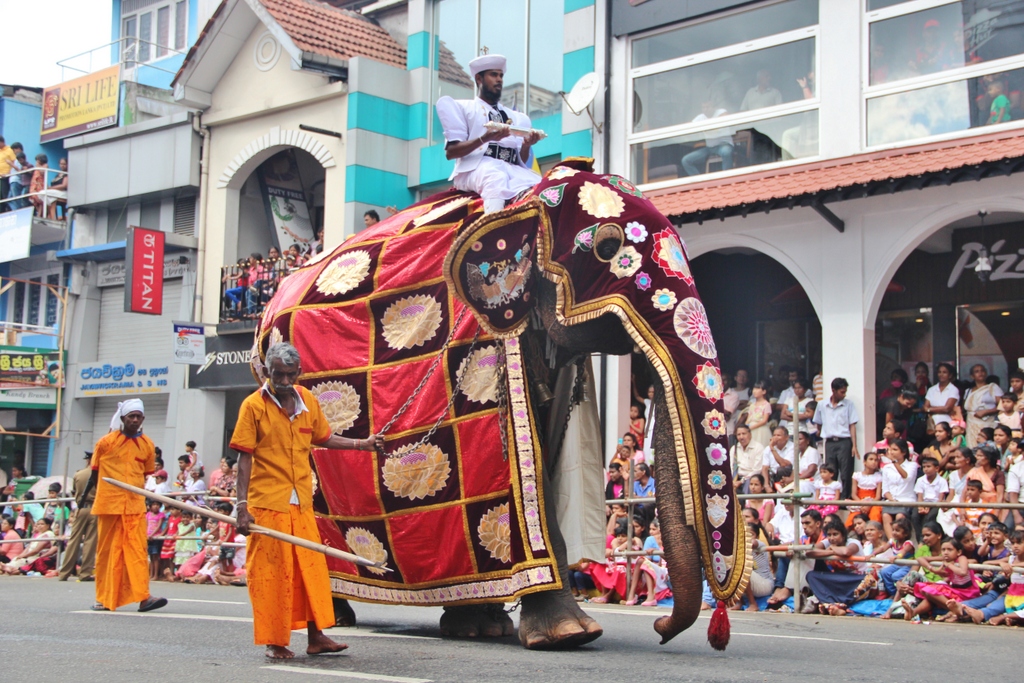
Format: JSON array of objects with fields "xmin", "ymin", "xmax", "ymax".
[
  {"xmin": 997, "ymin": 393, "xmax": 1022, "ymax": 437},
  {"xmin": 745, "ymin": 474, "xmax": 774, "ymax": 525},
  {"xmin": 736, "ymin": 521, "xmax": 774, "ymax": 612},
  {"xmin": 954, "ymin": 481, "xmax": 992, "ymax": 535},
  {"xmin": 950, "ymin": 419, "xmax": 968, "ymax": 448},
  {"xmin": 159, "ymin": 507, "xmax": 181, "ymax": 581},
  {"xmin": 977, "ymin": 521, "xmax": 1010, "ymax": 590},
  {"xmin": 812, "ymin": 464, "xmax": 842, "ymax": 517},
  {"xmin": 881, "ymin": 521, "xmax": 945, "ymax": 617},
  {"xmin": 145, "ymin": 501, "xmax": 166, "ymax": 580},
  {"xmin": 628, "ymin": 404, "xmax": 646, "ymax": 450},
  {"xmin": 954, "ymin": 525, "xmax": 980, "ymax": 562},
  {"xmin": 914, "ymin": 456, "xmax": 949, "ymax": 527},
  {"xmin": 849, "ymin": 451, "xmax": 883, "ymax": 526},
  {"xmin": 173, "ymin": 511, "xmax": 198, "ymax": 576},
  {"xmin": 991, "ymin": 529, "xmax": 1024, "ymax": 625},
  {"xmin": 904, "ymin": 537, "xmax": 979, "ymax": 621},
  {"xmin": 589, "ymin": 519, "xmax": 635, "ymax": 604},
  {"xmin": 174, "ymin": 455, "xmax": 191, "ymax": 490},
  {"xmin": 881, "ymin": 439, "xmax": 918, "ymax": 541}
]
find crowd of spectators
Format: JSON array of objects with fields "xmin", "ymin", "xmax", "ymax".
[{"xmin": 0, "ymin": 137, "xmax": 67, "ymax": 219}]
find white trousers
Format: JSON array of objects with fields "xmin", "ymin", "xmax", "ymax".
[{"xmin": 453, "ymin": 157, "xmax": 541, "ymax": 213}]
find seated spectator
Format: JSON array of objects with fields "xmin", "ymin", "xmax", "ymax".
[
  {"xmin": 875, "ymin": 517, "xmax": 915, "ymax": 599},
  {"xmin": 170, "ymin": 511, "xmax": 200, "ymax": 579},
  {"xmin": 627, "ymin": 518, "xmax": 670, "ymax": 606},
  {"xmin": 153, "ymin": 470, "xmax": 172, "ymax": 495},
  {"xmin": 174, "ymin": 454, "xmax": 192, "ymax": 489},
  {"xmin": 734, "ymin": 521, "xmax": 774, "ymax": 612},
  {"xmin": 745, "ymin": 473, "xmax": 774, "ymax": 525},
  {"xmin": 731, "ymin": 425, "xmax": 761, "ymax": 493},
  {"xmin": 740, "ymin": 69, "xmax": 783, "ymax": 112},
  {"xmin": 952, "ymin": 480, "xmax": 996, "ymax": 536},
  {"xmin": 761, "ymin": 426, "xmax": 794, "ymax": 489},
  {"xmin": 902, "ymin": 535, "xmax": 979, "ymax": 622},
  {"xmin": 588, "ymin": 519, "xmax": 636, "ymax": 604},
  {"xmin": 144, "ymin": 458, "xmax": 164, "ymax": 491},
  {"xmin": 881, "ymin": 521, "xmax": 945, "ymax": 618},
  {"xmin": 997, "ymin": 394, "xmax": 1021, "ymax": 437},
  {"xmin": 681, "ymin": 100, "xmax": 734, "ymax": 176},
  {"xmin": 0, "ymin": 514, "xmax": 24, "ymax": 562},
  {"xmin": 605, "ymin": 462, "xmax": 626, "ymax": 502},
  {"xmin": 222, "ymin": 258, "xmax": 251, "ymax": 318},
  {"xmin": 633, "ymin": 463, "xmax": 655, "ymax": 498},
  {"xmin": 1, "ymin": 518, "xmax": 56, "ymax": 575},
  {"xmin": 881, "ymin": 439, "xmax": 918, "ymax": 540},
  {"xmin": 805, "ymin": 521, "xmax": 865, "ymax": 615},
  {"xmin": 767, "ymin": 508, "xmax": 824, "ymax": 609},
  {"xmin": 43, "ymin": 157, "xmax": 68, "ymax": 219},
  {"xmin": 946, "ymin": 528, "xmax": 1024, "ymax": 624},
  {"xmin": 27, "ymin": 154, "xmax": 49, "ymax": 217},
  {"xmin": 184, "ymin": 465, "xmax": 207, "ymax": 505},
  {"xmin": 811, "ymin": 464, "xmax": 842, "ymax": 517},
  {"xmin": 610, "ymin": 444, "xmax": 633, "ymax": 471},
  {"xmin": 210, "ymin": 456, "xmax": 237, "ymax": 497}
]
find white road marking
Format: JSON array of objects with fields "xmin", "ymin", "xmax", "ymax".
[
  {"xmin": 72, "ymin": 611, "xmax": 437, "ymax": 639},
  {"xmin": 731, "ymin": 631, "xmax": 891, "ymax": 646},
  {"xmin": 263, "ymin": 664, "xmax": 432, "ymax": 682},
  {"xmin": 582, "ymin": 606, "xmax": 755, "ymax": 621},
  {"xmin": 170, "ymin": 598, "xmax": 248, "ymax": 605}
]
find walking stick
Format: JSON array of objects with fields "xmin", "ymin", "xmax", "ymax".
[{"xmin": 102, "ymin": 478, "xmax": 389, "ymax": 571}]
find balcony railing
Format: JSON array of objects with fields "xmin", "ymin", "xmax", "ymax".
[
  {"xmin": 0, "ymin": 167, "xmax": 68, "ymax": 221},
  {"xmin": 219, "ymin": 258, "xmax": 298, "ymax": 323}
]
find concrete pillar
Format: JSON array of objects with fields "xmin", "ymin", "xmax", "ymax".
[{"xmin": 174, "ymin": 389, "xmax": 226, "ymax": 473}]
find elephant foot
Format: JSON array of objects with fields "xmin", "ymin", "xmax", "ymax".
[
  {"xmin": 439, "ymin": 604, "xmax": 515, "ymax": 638},
  {"xmin": 333, "ymin": 597, "xmax": 357, "ymax": 628},
  {"xmin": 518, "ymin": 588, "xmax": 603, "ymax": 650}
]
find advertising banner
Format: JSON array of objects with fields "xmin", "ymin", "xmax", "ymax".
[
  {"xmin": 40, "ymin": 65, "xmax": 120, "ymax": 143},
  {"xmin": 0, "ymin": 207, "xmax": 34, "ymax": 264},
  {"xmin": 259, "ymin": 150, "xmax": 315, "ymax": 252},
  {"xmin": 124, "ymin": 226, "xmax": 165, "ymax": 315},
  {"xmin": 173, "ymin": 322, "xmax": 206, "ymax": 365},
  {"xmin": 188, "ymin": 334, "xmax": 256, "ymax": 390},
  {"xmin": 0, "ymin": 347, "xmax": 64, "ymax": 390},
  {"xmin": 0, "ymin": 386, "xmax": 58, "ymax": 409},
  {"xmin": 77, "ymin": 361, "xmax": 171, "ymax": 397}
]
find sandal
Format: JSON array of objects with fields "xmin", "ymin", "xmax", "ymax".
[
  {"xmin": 590, "ymin": 596, "xmax": 608, "ymax": 604},
  {"xmin": 641, "ymin": 599, "xmax": 658, "ymax": 607}
]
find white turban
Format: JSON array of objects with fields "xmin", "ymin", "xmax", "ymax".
[
  {"xmin": 110, "ymin": 398, "xmax": 145, "ymax": 431},
  {"xmin": 469, "ymin": 54, "xmax": 506, "ymax": 79}
]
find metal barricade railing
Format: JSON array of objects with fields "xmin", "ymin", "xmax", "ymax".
[{"xmin": 0, "ymin": 167, "xmax": 68, "ymax": 220}]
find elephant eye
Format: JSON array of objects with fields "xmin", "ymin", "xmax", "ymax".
[{"xmin": 594, "ymin": 224, "xmax": 624, "ymax": 262}]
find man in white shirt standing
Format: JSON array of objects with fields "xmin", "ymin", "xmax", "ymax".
[
  {"xmin": 813, "ymin": 377, "xmax": 860, "ymax": 499},
  {"xmin": 435, "ymin": 54, "xmax": 543, "ymax": 213},
  {"xmin": 740, "ymin": 69, "xmax": 783, "ymax": 112}
]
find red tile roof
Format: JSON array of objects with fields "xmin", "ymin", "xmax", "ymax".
[
  {"xmin": 648, "ymin": 130, "xmax": 1024, "ymax": 221},
  {"xmin": 173, "ymin": 0, "xmax": 405, "ymax": 87}
]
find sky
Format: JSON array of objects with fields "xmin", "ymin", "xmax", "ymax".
[{"xmin": 0, "ymin": 0, "xmax": 113, "ymax": 88}]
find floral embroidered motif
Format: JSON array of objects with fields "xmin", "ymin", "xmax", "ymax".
[
  {"xmin": 381, "ymin": 294, "xmax": 444, "ymax": 350},
  {"xmin": 692, "ymin": 362, "xmax": 724, "ymax": 402},
  {"xmin": 701, "ymin": 410, "xmax": 726, "ymax": 439},
  {"xmin": 634, "ymin": 271, "xmax": 652, "ymax": 291},
  {"xmin": 651, "ymin": 228, "xmax": 693, "ymax": 285},
  {"xmin": 477, "ymin": 503, "xmax": 512, "ymax": 563},
  {"xmin": 578, "ymin": 181, "xmax": 625, "ymax": 219},
  {"xmin": 624, "ymin": 221, "xmax": 648, "ymax": 243},
  {"xmin": 315, "ymin": 249, "xmax": 372, "ymax": 296},
  {"xmin": 538, "ymin": 183, "xmax": 567, "ymax": 207},
  {"xmin": 607, "ymin": 174, "xmax": 645, "ymax": 198},
  {"xmin": 609, "ymin": 246, "xmax": 642, "ymax": 279},
  {"xmin": 547, "ymin": 166, "xmax": 578, "ymax": 180},
  {"xmin": 344, "ymin": 527, "xmax": 389, "ymax": 575},
  {"xmin": 330, "ymin": 565, "xmax": 556, "ymax": 605},
  {"xmin": 382, "ymin": 443, "xmax": 452, "ymax": 501},
  {"xmin": 457, "ymin": 345, "xmax": 500, "ymax": 404},
  {"xmin": 707, "ymin": 470, "xmax": 727, "ymax": 491},
  {"xmin": 504, "ymin": 338, "xmax": 545, "ymax": 552},
  {"xmin": 712, "ymin": 551, "xmax": 732, "ymax": 583},
  {"xmin": 310, "ymin": 381, "xmax": 361, "ymax": 433},
  {"xmin": 573, "ymin": 224, "xmax": 598, "ymax": 253},
  {"xmin": 706, "ymin": 442, "xmax": 728, "ymax": 466},
  {"xmin": 651, "ymin": 288, "xmax": 677, "ymax": 312},
  {"xmin": 269, "ymin": 326, "xmax": 284, "ymax": 349},
  {"xmin": 674, "ymin": 297, "xmax": 717, "ymax": 359},
  {"xmin": 706, "ymin": 494, "xmax": 729, "ymax": 529}
]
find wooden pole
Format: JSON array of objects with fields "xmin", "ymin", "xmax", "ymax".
[{"xmin": 101, "ymin": 478, "xmax": 389, "ymax": 571}]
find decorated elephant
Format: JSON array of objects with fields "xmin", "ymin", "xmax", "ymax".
[{"xmin": 252, "ymin": 158, "xmax": 750, "ymax": 650}]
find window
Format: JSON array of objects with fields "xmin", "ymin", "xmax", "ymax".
[
  {"xmin": 865, "ymin": 0, "xmax": 1024, "ymax": 147},
  {"xmin": 429, "ymin": 0, "xmax": 563, "ymax": 144},
  {"xmin": 121, "ymin": 1, "xmax": 187, "ymax": 65},
  {"xmin": 628, "ymin": 0, "xmax": 819, "ymax": 186},
  {"xmin": 2, "ymin": 272, "xmax": 63, "ymax": 331}
]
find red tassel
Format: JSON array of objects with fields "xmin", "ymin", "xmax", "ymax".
[{"xmin": 707, "ymin": 600, "xmax": 730, "ymax": 651}]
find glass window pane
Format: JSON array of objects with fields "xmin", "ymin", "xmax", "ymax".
[
  {"xmin": 632, "ymin": 0, "xmax": 817, "ymax": 68},
  {"xmin": 633, "ymin": 39, "xmax": 815, "ymax": 134},
  {"xmin": 27, "ymin": 278, "xmax": 41, "ymax": 328},
  {"xmin": 123, "ymin": 16, "xmax": 137, "ymax": 64},
  {"xmin": 867, "ymin": 66, "xmax": 1023, "ymax": 146},
  {"xmin": 869, "ymin": 1, "xmax": 1024, "ymax": 86},
  {"xmin": 867, "ymin": 0, "xmax": 908, "ymax": 9},
  {"xmin": 528, "ymin": 0, "xmax": 563, "ymax": 123},
  {"xmin": 432, "ymin": 0, "xmax": 476, "ymax": 144},
  {"xmin": 631, "ymin": 111, "xmax": 818, "ymax": 183},
  {"xmin": 175, "ymin": 1, "xmax": 187, "ymax": 50},
  {"xmin": 480, "ymin": 0, "xmax": 526, "ymax": 111},
  {"xmin": 139, "ymin": 12, "xmax": 152, "ymax": 62},
  {"xmin": 157, "ymin": 6, "xmax": 170, "ymax": 57},
  {"xmin": 45, "ymin": 274, "xmax": 60, "ymax": 328}
]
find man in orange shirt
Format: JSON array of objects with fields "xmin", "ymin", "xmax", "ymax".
[
  {"xmin": 80, "ymin": 399, "xmax": 167, "ymax": 612},
  {"xmin": 231, "ymin": 343, "xmax": 382, "ymax": 660}
]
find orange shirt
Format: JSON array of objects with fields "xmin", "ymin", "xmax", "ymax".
[
  {"xmin": 90, "ymin": 430, "xmax": 156, "ymax": 516},
  {"xmin": 229, "ymin": 385, "xmax": 332, "ymax": 513}
]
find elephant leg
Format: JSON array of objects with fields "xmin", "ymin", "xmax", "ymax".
[
  {"xmin": 439, "ymin": 604, "xmax": 515, "ymax": 638},
  {"xmin": 517, "ymin": 466, "xmax": 603, "ymax": 649},
  {"xmin": 333, "ymin": 597, "xmax": 357, "ymax": 627}
]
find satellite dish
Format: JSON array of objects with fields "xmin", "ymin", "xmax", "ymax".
[{"xmin": 564, "ymin": 72, "xmax": 599, "ymax": 115}]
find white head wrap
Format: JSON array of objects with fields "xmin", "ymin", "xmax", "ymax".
[
  {"xmin": 110, "ymin": 398, "xmax": 145, "ymax": 431},
  {"xmin": 469, "ymin": 54, "xmax": 506, "ymax": 79}
]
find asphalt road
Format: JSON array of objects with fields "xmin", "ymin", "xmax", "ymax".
[{"xmin": 2, "ymin": 578, "xmax": 1017, "ymax": 682}]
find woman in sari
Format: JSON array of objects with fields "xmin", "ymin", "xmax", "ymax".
[
  {"xmin": 965, "ymin": 445, "xmax": 1005, "ymax": 504},
  {"xmin": 963, "ymin": 364, "xmax": 1003, "ymax": 448}
]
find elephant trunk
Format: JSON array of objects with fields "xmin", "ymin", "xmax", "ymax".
[{"xmin": 650, "ymin": 382, "xmax": 704, "ymax": 645}]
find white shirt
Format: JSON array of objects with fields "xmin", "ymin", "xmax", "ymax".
[
  {"xmin": 853, "ymin": 469, "xmax": 881, "ymax": 494},
  {"xmin": 881, "ymin": 460, "xmax": 919, "ymax": 502},
  {"xmin": 154, "ymin": 481, "xmax": 172, "ymax": 496},
  {"xmin": 924, "ymin": 383, "xmax": 961, "ymax": 426},
  {"xmin": 769, "ymin": 505, "xmax": 795, "ymax": 544},
  {"xmin": 794, "ymin": 447, "xmax": 820, "ymax": 493},
  {"xmin": 691, "ymin": 108, "xmax": 733, "ymax": 146},
  {"xmin": 914, "ymin": 473, "xmax": 949, "ymax": 502},
  {"xmin": 762, "ymin": 441, "xmax": 795, "ymax": 473},
  {"xmin": 732, "ymin": 440, "xmax": 763, "ymax": 479},
  {"xmin": 778, "ymin": 386, "xmax": 796, "ymax": 408},
  {"xmin": 724, "ymin": 387, "xmax": 750, "ymax": 434},
  {"xmin": 815, "ymin": 480, "xmax": 842, "ymax": 501},
  {"xmin": 1006, "ymin": 457, "xmax": 1024, "ymax": 494}
]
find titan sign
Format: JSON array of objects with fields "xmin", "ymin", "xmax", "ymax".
[{"xmin": 124, "ymin": 226, "xmax": 165, "ymax": 315}]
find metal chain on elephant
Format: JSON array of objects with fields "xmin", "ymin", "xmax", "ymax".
[
  {"xmin": 558, "ymin": 356, "xmax": 589, "ymax": 445},
  {"xmin": 377, "ymin": 308, "xmax": 482, "ymax": 458}
]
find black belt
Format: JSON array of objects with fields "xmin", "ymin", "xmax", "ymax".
[
  {"xmin": 484, "ymin": 144, "xmax": 519, "ymax": 165},
  {"xmin": 825, "ymin": 436, "xmax": 851, "ymax": 442}
]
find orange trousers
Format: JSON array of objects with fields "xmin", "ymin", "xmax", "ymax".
[
  {"xmin": 247, "ymin": 505, "xmax": 334, "ymax": 646},
  {"xmin": 94, "ymin": 513, "xmax": 150, "ymax": 610}
]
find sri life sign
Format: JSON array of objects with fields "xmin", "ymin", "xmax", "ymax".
[
  {"xmin": 40, "ymin": 65, "xmax": 120, "ymax": 143},
  {"xmin": 173, "ymin": 322, "xmax": 206, "ymax": 365},
  {"xmin": 125, "ymin": 227, "xmax": 165, "ymax": 315}
]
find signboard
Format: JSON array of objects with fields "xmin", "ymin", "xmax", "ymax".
[
  {"xmin": 97, "ymin": 255, "xmax": 189, "ymax": 288},
  {"xmin": 0, "ymin": 207, "xmax": 33, "ymax": 264},
  {"xmin": 0, "ymin": 347, "xmax": 65, "ymax": 388},
  {"xmin": 124, "ymin": 226, "xmax": 165, "ymax": 315},
  {"xmin": 173, "ymin": 322, "xmax": 206, "ymax": 365},
  {"xmin": 40, "ymin": 65, "xmax": 120, "ymax": 143},
  {"xmin": 0, "ymin": 387, "xmax": 58, "ymax": 409},
  {"xmin": 259, "ymin": 150, "xmax": 315, "ymax": 252},
  {"xmin": 188, "ymin": 334, "xmax": 257, "ymax": 390},
  {"xmin": 77, "ymin": 361, "xmax": 171, "ymax": 397}
]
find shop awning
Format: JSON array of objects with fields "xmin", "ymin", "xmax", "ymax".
[
  {"xmin": 56, "ymin": 233, "xmax": 198, "ymax": 263},
  {"xmin": 648, "ymin": 130, "xmax": 1024, "ymax": 230}
]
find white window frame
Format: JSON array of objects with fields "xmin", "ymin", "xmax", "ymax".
[
  {"xmin": 862, "ymin": 0, "xmax": 1024, "ymax": 151},
  {"xmin": 122, "ymin": 0, "xmax": 187, "ymax": 66},
  {"xmin": 4, "ymin": 270, "xmax": 64, "ymax": 332},
  {"xmin": 626, "ymin": 0, "xmax": 822, "ymax": 191}
]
